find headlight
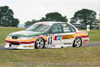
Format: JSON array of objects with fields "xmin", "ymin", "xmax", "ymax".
[{"xmin": 18, "ymin": 37, "xmax": 33, "ymax": 40}]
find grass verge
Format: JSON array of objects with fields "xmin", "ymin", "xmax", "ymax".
[
  {"xmin": 0, "ymin": 47, "xmax": 100, "ymax": 67},
  {"xmin": 88, "ymin": 30, "xmax": 100, "ymax": 42},
  {"xmin": 0, "ymin": 27, "xmax": 25, "ymax": 44}
]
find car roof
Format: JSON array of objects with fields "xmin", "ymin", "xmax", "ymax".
[{"xmin": 36, "ymin": 21, "xmax": 67, "ymax": 26}]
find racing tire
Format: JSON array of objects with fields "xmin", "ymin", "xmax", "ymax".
[
  {"xmin": 73, "ymin": 38, "xmax": 82, "ymax": 47},
  {"xmin": 35, "ymin": 38, "xmax": 45, "ymax": 49}
]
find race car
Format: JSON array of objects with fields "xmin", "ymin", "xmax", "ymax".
[{"xmin": 5, "ymin": 21, "xmax": 89, "ymax": 49}]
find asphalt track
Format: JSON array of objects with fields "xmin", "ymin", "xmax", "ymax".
[{"xmin": 0, "ymin": 42, "xmax": 100, "ymax": 50}]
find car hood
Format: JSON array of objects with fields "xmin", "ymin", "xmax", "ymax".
[{"xmin": 9, "ymin": 31, "xmax": 43, "ymax": 37}]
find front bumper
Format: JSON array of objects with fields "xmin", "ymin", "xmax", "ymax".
[{"xmin": 5, "ymin": 42, "xmax": 35, "ymax": 49}]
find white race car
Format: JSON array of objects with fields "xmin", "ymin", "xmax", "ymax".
[{"xmin": 5, "ymin": 21, "xmax": 89, "ymax": 49}]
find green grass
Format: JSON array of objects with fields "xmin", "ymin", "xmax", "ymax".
[
  {"xmin": 0, "ymin": 47, "xmax": 100, "ymax": 67},
  {"xmin": 88, "ymin": 30, "xmax": 100, "ymax": 42},
  {"xmin": 0, "ymin": 27, "xmax": 25, "ymax": 44}
]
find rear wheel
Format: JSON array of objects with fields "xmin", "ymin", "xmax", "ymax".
[
  {"xmin": 35, "ymin": 38, "xmax": 45, "ymax": 49},
  {"xmin": 73, "ymin": 38, "xmax": 82, "ymax": 47}
]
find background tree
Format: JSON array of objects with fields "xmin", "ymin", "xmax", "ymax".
[
  {"xmin": 25, "ymin": 19, "xmax": 37, "ymax": 28},
  {"xmin": 39, "ymin": 12, "xmax": 68, "ymax": 22},
  {"xmin": 25, "ymin": 12, "xmax": 68, "ymax": 27},
  {"xmin": 70, "ymin": 9, "xmax": 97, "ymax": 29},
  {"xmin": 0, "ymin": 6, "xmax": 19, "ymax": 27},
  {"xmin": 11, "ymin": 18, "xmax": 19, "ymax": 27}
]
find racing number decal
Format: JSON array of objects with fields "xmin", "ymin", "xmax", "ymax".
[{"xmin": 47, "ymin": 35, "xmax": 52, "ymax": 45}]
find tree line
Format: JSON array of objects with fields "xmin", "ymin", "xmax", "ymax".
[
  {"xmin": 25, "ymin": 9, "xmax": 100, "ymax": 29},
  {"xmin": 0, "ymin": 6, "xmax": 19, "ymax": 27},
  {"xmin": 0, "ymin": 6, "xmax": 99, "ymax": 29}
]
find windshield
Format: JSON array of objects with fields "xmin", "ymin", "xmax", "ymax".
[{"xmin": 26, "ymin": 24, "xmax": 50, "ymax": 32}]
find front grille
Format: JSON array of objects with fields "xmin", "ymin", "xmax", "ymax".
[{"xmin": 12, "ymin": 36, "xmax": 18, "ymax": 39}]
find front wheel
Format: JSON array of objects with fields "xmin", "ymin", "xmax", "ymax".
[
  {"xmin": 73, "ymin": 38, "xmax": 82, "ymax": 47},
  {"xmin": 35, "ymin": 38, "xmax": 45, "ymax": 49}
]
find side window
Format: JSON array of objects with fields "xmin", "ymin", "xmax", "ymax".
[
  {"xmin": 51, "ymin": 24, "xmax": 63, "ymax": 33},
  {"xmin": 62, "ymin": 23, "xmax": 76, "ymax": 33},
  {"xmin": 62, "ymin": 24, "xmax": 71, "ymax": 32},
  {"xmin": 70, "ymin": 25, "xmax": 76, "ymax": 32}
]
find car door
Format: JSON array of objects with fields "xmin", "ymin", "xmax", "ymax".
[
  {"xmin": 47, "ymin": 23, "xmax": 63, "ymax": 48},
  {"xmin": 61, "ymin": 23, "xmax": 76, "ymax": 47}
]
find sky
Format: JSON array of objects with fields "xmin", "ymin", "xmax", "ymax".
[{"xmin": 0, "ymin": 0, "xmax": 100, "ymax": 24}]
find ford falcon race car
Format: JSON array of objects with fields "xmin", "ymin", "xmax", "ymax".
[{"xmin": 5, "ymin": 21, "xmax": 89, "ymax": 49}]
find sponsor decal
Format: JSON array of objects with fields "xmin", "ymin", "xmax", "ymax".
[
  {"xmin": 57, "ymin": 35, "xmax": 62, "ymax": 40},
  {"xmin": 84, "ymin": 39, "xmax": 89, "ymax": 41},
  {"xmin": 35, "ymin": 23, "xmax": 51, "ymax": 26},
  {"xmin": 23, "ymin": 45, "xmax": 34, "ymax": 48},
  {"xmin": 51, "ymin": 45, "xmax": 55, "ymax": 47},
  {"xmin": 27, "ymin": 45, "xmax": 34, "ymax": 47},
  {"xmin": 47, "ymin": 45, "xmax": 52, "ymax": 48},
  {"xmin": 62, "ymin": 35, "xmax": 74, "ymax": 39},
  {"xmin": 24, "ymin": 46, "xmax": 27, "ymax": 48},
  {"xmin": 47, "ymin": 45, "xmax": 55, "ymax": 48},
  {"xmin": 54, "ymin": 36, "xmax": 57, "ymax": 40},
  {"xmin": 47, "ymin": 34, "xmax": 54, "ymax": 45},
  {"xmin": 54, "ymin": 35, "xmax": 74, "ymax": 40},
  {"xmin": 75, "ymin": 35, "xmax": 88, "ymax": 38},
  {"xmin": 47, "ymin": 36, "xmax": 52, "ymax": 45},
  {"xmin": 83, "ymin": 39, "xmax": 88, "ymax": 45},
  {"xmin": 54, "ymin": 35, "xmax": 62, "ymax": 40},
  {"xmin": 75, "ymin": 32, "xmax": 88, "ymax": 36},
  {"xmin": 64, "ymin": 43, "xmax": 71, "ymax": 45}
]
